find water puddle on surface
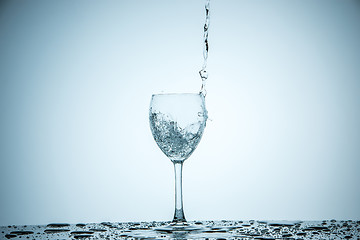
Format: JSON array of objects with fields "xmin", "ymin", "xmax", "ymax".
[{"xmin": 1, "ymin": 220, "xmax": 360, "ymax": 239}]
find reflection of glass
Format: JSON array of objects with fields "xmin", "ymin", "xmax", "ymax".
[{"xmin": 149, "ymin": 93, "xmax": 207, "ymax": 231}]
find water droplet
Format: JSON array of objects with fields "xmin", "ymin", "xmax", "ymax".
[
  {"xmin": 44, "ymin": 229, "xmax": 70, "ymax": 233},
  {"xmin": 9, "ymin": 231, "xmax": 34, "ymax": 235},
  {"xmin": 70, "ymin": 231, "xmax": 94, "ymax": 235},
  {"xmin": 89, "ymin": 228, "xmax": 107, "ymax": 232},
  {"xmin": 73, "ymin": 234, "xmax": 94, "ymax": 239},
  {"xmin": 5, "ymin": 234, "xmax": 17, "ymax": 239},
  {"xmin": 46, "ymin": 223, "xmax": 70, "ymax": 228}
]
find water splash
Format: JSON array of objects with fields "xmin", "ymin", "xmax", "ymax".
[{"xmin": 199, "ymin": 0, "xmax": 210, "ymax": 97}]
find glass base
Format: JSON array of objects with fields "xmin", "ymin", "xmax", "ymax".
[{"xmin": 154, "ymin": 222, "xmax": 202, "ymax": 232}]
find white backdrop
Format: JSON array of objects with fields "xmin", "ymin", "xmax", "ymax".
[{"xmin": 1, "ymin": 0, "xmax": 359, "ymax": 226}]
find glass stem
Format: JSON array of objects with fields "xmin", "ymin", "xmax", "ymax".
[{"xmin": 172, "ymin": 162, "xmax": 186, "ymax": 223}]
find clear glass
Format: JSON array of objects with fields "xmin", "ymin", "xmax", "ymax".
[{"xmin": 149, "ymin": 93, "xmax": 207, "ymax": 231}]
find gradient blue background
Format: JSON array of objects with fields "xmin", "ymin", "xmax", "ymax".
[{"xmin": 1, "ymin": 0, "xmax": 360, "ymax": 226}]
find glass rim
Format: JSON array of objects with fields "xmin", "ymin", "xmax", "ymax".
[{"xmin": 151, "ymin": 92, "xmax": 202, "ymax": 97}]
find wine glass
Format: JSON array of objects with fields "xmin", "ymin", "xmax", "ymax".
[{"xmin": 149, "ymin": 93, "xmax": 207, "ymax": 231}]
